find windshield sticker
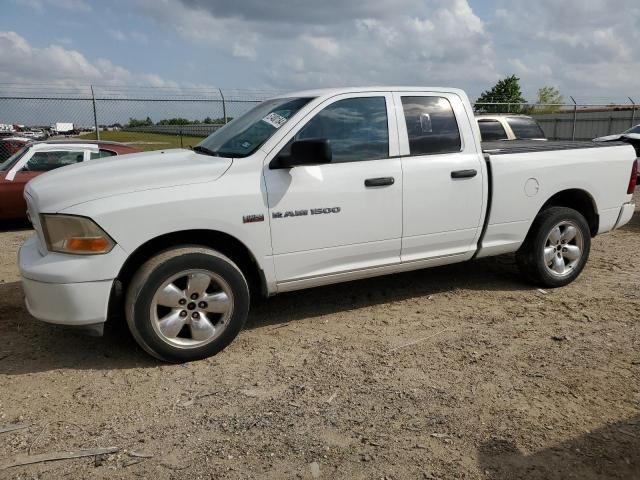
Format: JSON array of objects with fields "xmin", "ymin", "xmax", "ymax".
[
  {"xmin": 241, "ymin": 141, "xmax": 252, "ymax": 149},
  {"xmin": 261, "ymin": 112, "xmax": 288, "ymax": 129}
]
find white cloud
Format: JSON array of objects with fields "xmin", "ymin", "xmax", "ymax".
[
  {"xmin": 488, "ymin": 0, "xmax": 640, "ymax": 100},
  {"xmin": 134, "ymin": 0, "xmax": 498, "ymax": 94},
  {"xmin": 15, "ymin": 0, "xmax": 91, "ymax": 12},
  {"xmin": 108, "ymin": 29, "xmax": 149, "ymax": 44},
  {"xmin": 108, "ymin": 29, "xmax": 127, "ymax": 42},
  {"xmin": 0, "ymin": 31, "xmax": 176, "ymax": 87}
]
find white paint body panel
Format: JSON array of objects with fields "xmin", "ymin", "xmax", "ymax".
[
  {"xmin": 393, "ymin": 91, "xmax": 486, "ymax": 261},
  {"xmin": 475, "ymin": 144, "xmax": 635, "ymax": 258},
  {"xmin": 17, "ymin": 86, "xmax": 636, "ymax": 328}
]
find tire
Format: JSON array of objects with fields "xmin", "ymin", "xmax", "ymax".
[
  {"xmin": 516, "ymin": 207, "xmax": 591, "ymax": 288},
  {"xmin": 125, "ymin": 247, "xmax": 250, "ymax": 362}
]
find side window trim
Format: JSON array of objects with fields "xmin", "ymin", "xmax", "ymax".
[
  {"xmin": 264, "ymin": 91, "xmax": 400, "ymax": 166},
  {"xmin": 393, "ymin": 92, "xmax": 468, "ymax": 157}
]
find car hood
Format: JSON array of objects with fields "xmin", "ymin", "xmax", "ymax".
[{"xmin": 26, "ymin": 148, "xmax": 233, "ymax": 212}]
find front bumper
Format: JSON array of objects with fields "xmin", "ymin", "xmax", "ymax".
[
  {"xmin": 22, "ymin": 276, "xmax": 113, "ymax": 326},
  {"xmin": 19, "ymin": 234, "xmax": 124, "ymax": 327}
]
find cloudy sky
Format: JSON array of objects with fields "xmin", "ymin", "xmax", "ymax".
[{"xmin": 1, "ymin": 0, "xmax": 639, "ymax": 101}]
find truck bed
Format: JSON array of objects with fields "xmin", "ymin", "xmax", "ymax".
[{"xmin": 482, "ymin": 140, "xmax": 625, "ymax": 155}]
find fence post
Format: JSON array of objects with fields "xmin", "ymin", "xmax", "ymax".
[
  {"xmin": 219, "ymin": 88, "xmax": 227, "ymax": 124},
  {"xmin": 570, "ymin": 96, "xmax": 577, "ymax": 141},
  {"xmin": 90, "ymin": 85, "xmax": 100, "ymax": 141},
  {"xmin": 180, "ymin": 129, "xmax": 183, "ymax": 148},
  {"xmin": 629, "ymin": 97, "xmax": 636, "ymax": 128}
]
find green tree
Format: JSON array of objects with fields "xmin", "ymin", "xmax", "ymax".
[
  {"xmin": 535, "ymin": 86, "xmax": 564, "ymax": 113},
  {"xmin": 476, "ymin": 75, "xmax": 527, "ymax": 113},
  {"xmin": 157, "ymin": 117, "xmax": 191, "ymax": 125},
  {"xmin": 127, "ymin": 116, "xmax": 153, "ymax": 127}
]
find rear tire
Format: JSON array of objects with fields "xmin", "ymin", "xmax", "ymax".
[
  {"xmin": 516, "ymin": 207, "xmax": 591, "ymax": 288},
  {"xmin": 125, "ymin": 247, "xmax": 250, "ymax": 362}
]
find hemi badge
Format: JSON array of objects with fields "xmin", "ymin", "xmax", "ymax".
[{"xmin": 243, "ymin": 214, "xmax": 265, "ymax": 224}]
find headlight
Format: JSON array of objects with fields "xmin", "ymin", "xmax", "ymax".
[{"xmin": 41, "ymin": 214, "xmax": 115, "ymax": 255}]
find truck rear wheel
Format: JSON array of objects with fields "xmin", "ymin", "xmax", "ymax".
[
  {"xmin": 125, "ymin": 247, "xmax": 250, "ymax": 362},
  {"xmin": 516, "ymin": 207, "xmax": 591, "ymax": 288}
]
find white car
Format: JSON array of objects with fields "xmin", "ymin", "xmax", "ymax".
[
  {"xmin": 476, "ymin": 114, "xmax": 547, "ymax": 141},
  {"xmin": 19, "ymin": 87, "xmax": 637, "ymax": 362}
]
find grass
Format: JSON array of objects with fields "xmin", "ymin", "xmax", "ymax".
[{"xmin": 77, "ymin": 131, "xmax": 204, "ymax": 152}]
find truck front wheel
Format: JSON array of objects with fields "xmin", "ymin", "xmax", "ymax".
[
  {"xmin": 125, "ymin": 247, "xmax": 250, "ymax": 362},
  {"xmin": 516, "ymin": 207, "xmax": 591, "ymax": 288}
]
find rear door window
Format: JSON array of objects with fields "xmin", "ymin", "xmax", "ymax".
[
  {"xmin": 506, "ymin": 117, "xmax": 546, "ymax": 139},
  {"xmin": 400, "ymin": 97, "xmax": 461, "ymax": 155},
  {"xmin": 478, "ymin": 120, "xmax": 508, "ymax": 141}
]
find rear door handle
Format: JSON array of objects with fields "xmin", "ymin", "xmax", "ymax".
[
  {"xmin": 365, "ymin": 177, "xmax": 395, "ymax": 187},
  {"xmin": 451, "ymin": 169, "xmax": 477, "ymax": 179}
]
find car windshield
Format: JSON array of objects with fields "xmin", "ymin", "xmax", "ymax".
[
  {"xmin": 624, "ymin": 125, "xmax": 640, "ymax": 134},
  {"xmin": 0, "ymin": 146, "xmax": 28, "ymax": 171},
  {"xmin": 195, "ymin": 97, "xmax": 314, "ymax": 158}
]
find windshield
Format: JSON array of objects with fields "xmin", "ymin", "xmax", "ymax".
[
  {"xmin": 624, "ymin": 125, "xmax": 640, "ymax": 134},
  {"xmin": 196, "ymin": 97, "xmax": 314, "ymax": 158},
  {"xmin": 0, "ymin": 146, "xmax": 28, "ymax": 171}
]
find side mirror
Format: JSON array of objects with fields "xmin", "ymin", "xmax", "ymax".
[{"xmin": 273, "ymin": 138, "xmax": 332, "ymax": 168}]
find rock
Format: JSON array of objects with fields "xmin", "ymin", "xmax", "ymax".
[{"xmin": 310, "ymin": 461, "xmax": 321, "ymax": 478}]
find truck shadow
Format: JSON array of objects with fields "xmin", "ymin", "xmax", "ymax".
[
  {"xmin": 619, "ymin": 207, "xmax": 640, "ymax": 233},
  {"xmin": 478, "ymin": 415, "xmax": 640, "ymax": 479},
  {"xmin": 0, "ymin": 255, "xmax": 531, "ymax": 374},
  {"xmin": 246, "ymin": 254, "xmax": 528, "ymax": 329}
]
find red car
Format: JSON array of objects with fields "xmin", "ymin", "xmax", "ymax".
[{"xmin": 0, "ymin": 140, "xmax": 138, "ymax": 221}]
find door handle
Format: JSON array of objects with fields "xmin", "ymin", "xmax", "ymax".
[
  {"xmin": 364, "ymin": 177, "xmax": 395, "ymax": 187},
  {"xmin": 451, "ymin": 169, "xmax": 477, "ymax": 179}
]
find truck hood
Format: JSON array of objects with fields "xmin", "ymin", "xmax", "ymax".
[{"xmin": 26, "ymin": 148, "xmax": 232, "ymax": 212}]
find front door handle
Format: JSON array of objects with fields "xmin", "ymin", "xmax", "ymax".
[
  {"xmin": 451, "ymin": 169, "xmax": 477, "ymax": 179},
  {"xmin": 365, "ymin": 177, "xmax": 395, "ymax": 187}
]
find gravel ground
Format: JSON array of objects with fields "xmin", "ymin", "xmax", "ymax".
[{"xmin": 0, "ymin": 193, "xmax": 638, "ymax": 479}]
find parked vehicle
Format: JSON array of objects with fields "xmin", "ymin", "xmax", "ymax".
[
  {"xmin": 477, "ymin": 114, "xmax": 547, "ymax": 141},
  {"xmin": 19, "ymin": 87, "xmax": 636, "ymax": 362},
  {"xmin": 51, "ymin": 122, "xmax": 75, "ymax": 135},
  {"xmin": 594, "ymin": 127, "xmax": 640, "ymax": 179},
  {"xmin": 0, "ymin": 137, "xmax": 30, "ymax": 163},
  {"xmin": 1, "ymin": 140, "xmax": 138, "ymax": 221}
]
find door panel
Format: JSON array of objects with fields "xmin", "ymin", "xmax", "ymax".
[
  {"xmin": 264, "ymin": 92, "xmax": 403, "ymax": 283},
  {"xmin": 394, "ymin": 92, "xmax": 485, "ymax": 261}
]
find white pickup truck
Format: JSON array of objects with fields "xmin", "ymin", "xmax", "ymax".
[{"xmin": 19, "ymin": 87, "xmax": 637, "ymax": 362}]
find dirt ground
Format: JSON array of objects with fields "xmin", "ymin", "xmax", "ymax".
[{"xmin": 0, "ymin": 194, "xmax": 638, "ymax": 479}]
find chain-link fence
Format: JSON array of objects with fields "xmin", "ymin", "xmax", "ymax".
[
  {"xmin": 2, "ymin": 84, "xmax": 639, "ymax": 162},
  {"xmin": 0, "ymin": 84, "xmax": 279, "ymax": 157},
  {"xmin": 474, "ymin": 99, "xmax": 639, "ymax": 141}
]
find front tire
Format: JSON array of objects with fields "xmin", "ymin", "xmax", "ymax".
[
  {"xmin": 516, "ymin": 207, "xmax": 591, "ymax": 288},
  {"xmin": 125, "ymin": 247, "xmax": 250, "ymax": 362}
]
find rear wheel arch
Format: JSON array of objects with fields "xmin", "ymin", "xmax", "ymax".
[{"xmin": 535, "ymin": 189, "xmax": 599, "ymax": 237}]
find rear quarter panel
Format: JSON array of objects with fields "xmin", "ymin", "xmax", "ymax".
[{"xmin": 477, "ymin": 144, "xmax": 635, "ymax": 258}]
